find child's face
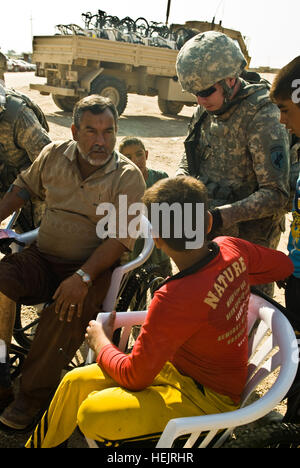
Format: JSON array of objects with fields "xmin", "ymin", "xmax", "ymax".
[
  {"xmin": 276, "ymin": 98, "xmax": 300, "ymax": 137},
  {"xmin": 121, "ymin": 144, "xmax": 148, "ymax": 174}
]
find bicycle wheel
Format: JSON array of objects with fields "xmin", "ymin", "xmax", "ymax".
[
  {"xmin": 223, "ymin": 423, "xmax": 300, "ymax": 448},
  {"xmin": 134, "ymin": 17, "xmax": 149, "ymax": 37},
  {"xmin": 105, "ymin": 15, "xmax": 120, "ymax": 28},
  {"xmin": 118, "ymin": 17, "xmax": 135, "ymax": 34}
]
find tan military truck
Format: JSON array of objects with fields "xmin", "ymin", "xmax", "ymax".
[
  {"xmin": 30, "ymin": 21, "xmax": 250, "ymax": 116},
  {"xmin": 29, "ymin": 34, "xmax": 195, "ymax": 116}
]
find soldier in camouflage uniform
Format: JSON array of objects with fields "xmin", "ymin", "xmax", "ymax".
[
  {"xmin": 0, "ymin": 84, "xmax": 51, "ymax": 230},
  {"xmin": 176, "ymin": 32, "xmax": 290, "ymax": 253},
  {"xmin": 0, "ymin": 52, "xmax": 6, "ymax": 83}
]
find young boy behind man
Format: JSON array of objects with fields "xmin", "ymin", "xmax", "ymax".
[{"xmin": 119, "ymin": 136, "xmax": 172, "ymax": 277}]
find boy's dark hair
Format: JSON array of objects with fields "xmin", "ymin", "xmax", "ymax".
[
  {"xmin": 73, "ymin": 94, "xmax": 118, "ymax": 128},
  {"xmin": 142, "ymin": 176, "xmax": 209, "ymax": 252},
  {"xmin": 270, "ymin": 56, "xmax": 300, "ymax": 107},
  {"xmin": 119, "ymin": 136, "xmax": 146, "ymax": 153}
]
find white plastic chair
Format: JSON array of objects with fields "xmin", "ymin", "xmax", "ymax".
[{"xmin": 85, "ymin": 293, "xmax": 298, "ymax": 448}]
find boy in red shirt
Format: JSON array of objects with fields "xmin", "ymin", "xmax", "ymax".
[{"xmin": 26, "ymin": 177, "xmax": 293, "ymax": 448}]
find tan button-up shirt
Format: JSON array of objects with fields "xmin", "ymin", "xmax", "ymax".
[{"xmin": 14, "ymin": 140, "xmax": 146, "ymax": 262}]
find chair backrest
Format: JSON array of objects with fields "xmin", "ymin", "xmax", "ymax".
[
  {"xmin": 102, "ymin": 214, "xmax": 154, "ymax": 311},
  {"xmin": 242, "ymin": 294, "xmax": 298, "ymax": 410},
  {"xmin": 4, "ymin": 210, "xmax": 39, "ymax": 253},
  {"xmin": 156, "ymin": 293, "xmax": 298, "ymax": 448},
  {"xmin": 88, "ymin": 293, "xmax": 298, "ymax": 448}
]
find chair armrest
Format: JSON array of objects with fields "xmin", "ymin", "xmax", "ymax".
[
  {"xmin": 17, "ymin": 228, "xmax": 39, "ymax": 245},
  {"xmin": 85, "ymin": 310, "xmax": 148, "ymax": 364}
]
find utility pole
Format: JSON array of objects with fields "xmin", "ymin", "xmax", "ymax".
[
  {"xmin": 166, "ymin": 0, "xmax": 171, "ymax": 25},
  {"xmin": 30, "ymin": 13, "xmax": 33, "ymax": 50}
]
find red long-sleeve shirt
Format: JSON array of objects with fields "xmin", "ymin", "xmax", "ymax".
[{"xmin": 97, "ymin": 237, "xmax": 293, "ymax": 403}]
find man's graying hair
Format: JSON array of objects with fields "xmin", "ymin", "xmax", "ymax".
[{"xmin": 73, "ymin": 94, "xmax": 118, "ymax": 128}]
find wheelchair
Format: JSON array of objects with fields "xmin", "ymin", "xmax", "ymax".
[{"xmin": 0, "ymin": 212, "xmax": 166, "ymax": 381}]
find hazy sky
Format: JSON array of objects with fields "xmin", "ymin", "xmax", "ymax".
[{"xmin": 0, "ymin": 0, "xmax": 299, "ymax": 68}]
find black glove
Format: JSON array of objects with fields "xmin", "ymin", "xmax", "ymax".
[{"xmin": 208, "ymin": 208, "xmax": 223, "ymax": 240}]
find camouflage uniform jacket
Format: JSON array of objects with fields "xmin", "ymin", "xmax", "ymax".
[
  {"xmin": 177, "ymin": 79, "xmax": 290, "ymax": 245},
  {"xmin": 0, "ymin": 52, "xmax": 6, "ymax": 81},
  {"xmin": 0, "ymin": 89, "xmax": 51, "ymax": 227},
  {"xmin": 0, "ymin": 90, "xmax": 51, "ymax": 191}
]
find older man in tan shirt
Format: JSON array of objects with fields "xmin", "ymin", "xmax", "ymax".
[{"xmin": 0, "ymin": 95, "xmax": 145, "ymax": 430}]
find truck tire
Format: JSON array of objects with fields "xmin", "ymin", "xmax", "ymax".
[
  {"xmin": 52, "ymin": 94, "xmax": 79, "ymax": 112},
  {"xmin": 157, "ymin": 97, "xmax": 184, "ymax": 115},
  {"xmin": 91, "ymin": 76, "xmax": 128, "ymax": 116}
]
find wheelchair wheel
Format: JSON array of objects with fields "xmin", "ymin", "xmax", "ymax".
[
  {"xmin": 8, "ymin": 344, "xmax": 27, "ymax": 380},
  {"xmin": 115, "ymin": 264, "xmax": 165, "ymax": 347},
  {"xmin": 13, "ymin": 303, "xmax": 40, "ymax": 350},
  {"xmin": 223, "ymin": 423, "xmax": 300, "ymax": 448},
  {"xmin": 116, "ymin": 263, "xmax": 165, "ymax": 312}
]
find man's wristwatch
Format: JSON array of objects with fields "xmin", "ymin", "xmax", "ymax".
[{"xmin": 75, "ymin": 269, "xmax": 93, "ymax": 288}]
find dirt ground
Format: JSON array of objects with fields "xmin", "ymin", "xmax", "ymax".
[{"xmin": 0, "ymin": 71, "xmax": 292, "ymax": 448}]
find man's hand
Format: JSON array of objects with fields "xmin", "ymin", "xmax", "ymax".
[
  {"xmin": 53, "ymin": 274, "xmax": 89, "ymax": 322},
  {"xmin": 85, "ymin": 311, "xmax": 116, "ymax": 356}
]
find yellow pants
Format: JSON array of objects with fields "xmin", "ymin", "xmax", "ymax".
[{"xmin": 26, "ymin": 362, "xmax": 238, "ymax": 448}]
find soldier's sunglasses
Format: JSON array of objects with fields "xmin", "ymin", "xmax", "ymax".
[{"xmin": 196, "ymin": 86, "xmax": 217, "ymax": 98}]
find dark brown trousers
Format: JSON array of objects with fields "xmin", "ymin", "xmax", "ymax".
[{"xmin": 0, "ymin": 244, "xmax": 112, "ymax": 408}]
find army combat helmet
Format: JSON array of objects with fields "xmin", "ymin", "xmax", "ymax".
[{"xmin": 176, "ymin": 31, "xmax": 247, "ymax": 96}]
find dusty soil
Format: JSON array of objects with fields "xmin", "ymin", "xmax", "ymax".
[{"xmin": 0, "ymin": 71, "xmax": 291, "ymax": 448}]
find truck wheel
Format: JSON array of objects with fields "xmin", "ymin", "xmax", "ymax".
[
  {"xmin": 52, "ymin": 94, "xmax": 79, "ymax": 112},
  {"xmin": 91, "ymin": 76, "xmax": 128, "ymax": 116},
  {"xmin": 158, "ymin": 97, "xmax": 184, "ymax": 115}
]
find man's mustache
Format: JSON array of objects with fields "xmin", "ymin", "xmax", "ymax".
[{"xmin": 87, "ymin": 145, "xmax": 107, "ymax": 155}]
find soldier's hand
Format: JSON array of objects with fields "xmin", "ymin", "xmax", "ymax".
[
  {"xmin": 207, "ymin": 208, "xmax": 223, "ymax": 240},
  {"xmin": 276, "ymin": 278, "xmax": 289, "ymax": 289}
]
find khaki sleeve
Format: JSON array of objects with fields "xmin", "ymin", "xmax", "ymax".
[{"xmin": 13, "ymin": 143, "xmax": 53, "ymax": 200}]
